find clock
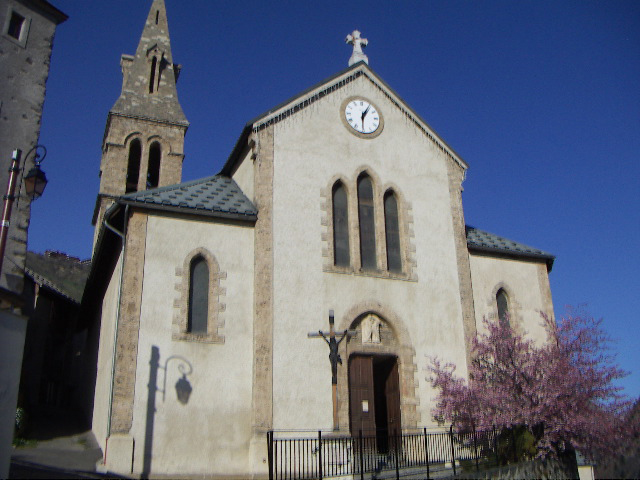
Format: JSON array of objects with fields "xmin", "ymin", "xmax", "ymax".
[{"xmin": 341, "ymin": 97, "xmax": 384, "ymax": 138}]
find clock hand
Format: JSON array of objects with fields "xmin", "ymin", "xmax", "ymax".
[{"xmin": 361, "ymin": 105, "xmax": 371, "ymax": 122}]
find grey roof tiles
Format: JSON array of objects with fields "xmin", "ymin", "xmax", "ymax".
[
  {"xmin": 466, "ymin": 226, "xmax": 555, "ymax": 268},
  {"xmin": 25, "ymin": 251, "xmax": 91, "ymax": 304},
  {"xmin": 119, "ymin": 175, "xmax": 257, "ymax": 220}
]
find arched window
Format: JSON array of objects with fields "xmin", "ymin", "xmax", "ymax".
[
  {"xmin": 188, "ymin": 256, "xmax": 209, "ymax": 334},
  {"xmin": 147, "ymin": 142, "xmax": 161, "ymax": 189},
  {"xmin": 332, "ymin": 181, "xmax": 350, "ymax": 267},
  {"xmin": 384, "ymin": 190, "xmax": 401, "ymax": 272},
  {"xmin": 126, "ymin": 139, "xmax": 141, "ymax": 193},
  {"xmin": 358, "ymin": 174, "xmax": 376, "ymax": 270},
  {"xmin": 496, "ymin": 288, "xmax": 510, "ymax": 330}
]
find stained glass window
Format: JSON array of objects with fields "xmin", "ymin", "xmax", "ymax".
[
  {"xmin": 188, "ymin": 256, "xmax": 209, "ymax": 334},
  {"xmin": 384, "ymin": 191, "xmax": 402, "ymax": 272},
  {"xmin": 332, "ymin": 182, "xmax": 350, "ymax": 267},
  {"xmin": 358, "ymin": 175, "xmax": 376, "ymax": 270}
]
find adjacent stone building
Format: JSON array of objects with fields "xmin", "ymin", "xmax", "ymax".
[
  {"xmin": 86, "ymin": 1, "xmax": 556, "ymax": 477},
  {"xmin": 0, "ymin": 1, "xmax": 66, "ymax": 477},
  {"xmin": 0, "ymin": 0, "xmax": 67, "ymax": 294}
]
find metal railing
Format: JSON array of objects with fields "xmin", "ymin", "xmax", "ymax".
[{"xmin": 267, "ymin": 426, "xmax": 503, "ymax": 479}]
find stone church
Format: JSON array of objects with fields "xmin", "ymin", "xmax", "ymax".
[{"xmin": 86, "ymin": 0, "xmax": 555, "ymax": 477}]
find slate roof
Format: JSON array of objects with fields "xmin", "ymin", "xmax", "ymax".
[
  {"xmin": 466, "ymin": 226, "xmax": 555, "ymax": 270},
  {"xmin": 118, "ymin": 175, "xmax": 257, "ymax": 221},
  {"xmin": 25, "ymin": 251, "xmax": 91, "ymax": 304}
]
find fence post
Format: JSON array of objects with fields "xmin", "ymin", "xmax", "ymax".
[
  {"xmin": 318, "ymin": 431, "xmax": 323, "ymax": 480},
  {"xmin": 449, "ymin": 425, "xmax": 457, "ymax": 476},
  {"xmin": 423, "ymin": 428, "xmax": 430, "ymax": 480},
  {"xmin": 473, "ymin": 426, "xmax": 479, "ymax": 472},
  {"xmin": 267, "ymin": 431, "xmax": 273, "ymax": 480},
  {"xmin": 359, "ymin": 430, "xmax": 364, "ymax": 480},
  {"xmin": 394, "ymin": 430, "xmax": 400, "ymax": 480}
]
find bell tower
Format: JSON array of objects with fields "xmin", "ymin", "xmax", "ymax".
[{"xmin": 93, "ymin": 0, "xmax": 189, "ymax": 230}]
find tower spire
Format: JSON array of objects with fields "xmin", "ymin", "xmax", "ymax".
[
  {"xmin": 111, "ymin": 0, "xmax": 188, "ymax": 125},
  {"xmin": 94, "ymin": 0, "xmax": 189, "ymax": 235}
]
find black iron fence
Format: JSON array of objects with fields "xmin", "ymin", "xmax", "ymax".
[{"xmin": 267, "ymin": 426, "xmax": 504, "ymax": 479}]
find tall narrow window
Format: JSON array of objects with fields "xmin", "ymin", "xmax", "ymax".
[
  {"xmin": 126, "ymin": 139, "xmax": 141, "ymax": 193},
  {"xmin": 7, "ymin": 11, "xmax": 25, "ymax": 40},
  {"xmin": 496, "ymin": 288, "xmax": 510, "ymax": 330},
  {"xmin": 147, "ymin": 142, "xmax": 161, "ymax": 189},
  {"xmin": 149, "ymin": 57, "xmax": 157, "ymax": 93},
  {"xmin": 384, "ymin": 191, "xmax": 402, "ymax": 272},
  {"xmin": 332, "ymin": 182, "xmax": 350, "ymax": 267},
  {"xmin": 188, "ymin": 256, "xmax": 209, "ymax": 334},
  {"xmin": 155, "ymin": 11, "xmax": 159, "ymax": 24},
  {"xmin": 358, "ymin": 174, "xmax": 376, "ymax": 270}
]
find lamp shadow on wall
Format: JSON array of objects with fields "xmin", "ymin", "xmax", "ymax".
[{"xmin": 142, "ymin": 345, "xmax": 194, "ymax": 479}]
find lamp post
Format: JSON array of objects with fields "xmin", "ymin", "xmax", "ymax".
[{"xmin": 0, "ymin": 145, "xmax": 49, "ymax": 277}]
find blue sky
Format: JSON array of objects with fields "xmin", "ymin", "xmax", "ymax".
[{"xmin": 31, "ymin": 1, "xmax": 639, "ymax": 399}]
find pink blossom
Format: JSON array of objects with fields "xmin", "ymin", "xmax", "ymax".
[{"xmin": 428, "ymin": 307, "xmax": 633, "ymax": 459}]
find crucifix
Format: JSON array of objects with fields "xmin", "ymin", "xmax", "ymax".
[
  {"xmin": 308, "ymin": 310, "xmax": 356, "ymax": 431},
  {"xmin": 345, "ymin": 30, "xmax": 369, "ymax": 66}
]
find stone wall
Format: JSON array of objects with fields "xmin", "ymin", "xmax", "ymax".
[
  {"xmin": 0, "ymin": 0, "xmax": 65, "ymax": 294},
  {"xmin": 454, "ymin": 458, "xmax": 577, "ymax": 479}
]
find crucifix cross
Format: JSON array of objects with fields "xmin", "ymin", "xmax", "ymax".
[
  {"xmin": 346, "ymin": 30, "xmax": 369, "ymax": 66},
  {"xmin": 308, "ymin": 310, "xmax": 356, "ymax": 430}
]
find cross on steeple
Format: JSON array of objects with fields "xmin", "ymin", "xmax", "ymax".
[{"xmin": 346, "ymin": 30, "xmax": 369, "ymax": 66}]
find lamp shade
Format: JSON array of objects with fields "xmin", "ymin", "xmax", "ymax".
[
  {"xmin": 175, "ymin": 374, "xmax": 192, "ymax": 405},
  {"xmin": 24, "ymin": 164, "xmax": 47, "ymax": 200}
]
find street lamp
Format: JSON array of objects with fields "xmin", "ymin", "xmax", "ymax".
[{"xmin": 0, "ymin": 145, "xmax": 49, "ymax": 276}]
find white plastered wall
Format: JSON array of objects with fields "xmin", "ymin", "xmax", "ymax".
[
  {"xmin": 269, "ymin": 75, "xmax": 469, "ymax": 432},
  {"xmin": 92, "ymin": 252, "xmax": 123, "ymax": 452},
  {"xmin": 129, "ymin": 214, "xmax": 254, "ymax": 475},
  {"xmin": 469, "ymin": 253, "xmax": 552, "ymax": 345},
  {"xmin": 231, "ymin": 148, "xmax": 254, "ymax": 204}
]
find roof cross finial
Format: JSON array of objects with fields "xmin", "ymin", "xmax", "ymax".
[{"xmin": 346, "ymin": 30, "xmax": 368, "ymax": 66}]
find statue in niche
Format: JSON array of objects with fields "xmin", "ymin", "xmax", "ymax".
[{"xmin": 361, "ymin": 314, "xmax": 382, "ymax": 344}]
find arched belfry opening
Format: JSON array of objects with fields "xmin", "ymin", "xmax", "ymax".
[
  {"xmin": 147, "ymin": 142, "xmax": 161, "ymax": 189},
  {"xmin": 126, "ymin": 139, "xmax": 142, "ymax": 193}
]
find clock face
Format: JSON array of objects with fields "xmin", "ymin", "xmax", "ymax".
[{"xmin": 344, "ymin": 99, "xmax": 381, "ymax": 135}]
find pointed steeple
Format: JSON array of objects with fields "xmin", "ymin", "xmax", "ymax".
[{"xmin": 111, "ymin": 0, "xmax": 188, "ymax": 125}]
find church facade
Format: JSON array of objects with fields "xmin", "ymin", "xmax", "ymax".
[{"xmin": 86, "ymin": 1, "xmax": 555, "ymax": 477}]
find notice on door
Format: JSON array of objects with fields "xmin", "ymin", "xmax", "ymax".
[{"xmin": 362, "ymin": 400, "xmax": 369, "ymax": 412}]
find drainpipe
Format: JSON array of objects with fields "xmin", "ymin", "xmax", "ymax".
[{"xmin": 103, "ymin": 204, "xmax": 129, "ymax": 464}]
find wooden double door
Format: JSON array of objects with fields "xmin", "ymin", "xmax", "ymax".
[{"xmin": 348, "ymin": 354, "xmax": 401, "ymax": 452}]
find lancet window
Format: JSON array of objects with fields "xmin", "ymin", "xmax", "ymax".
[
  {"xmin": 329, "ymin": 170, "xmax": 411, "ymax": 278},
  {"xmin": 358, "ymin": 174, "xmax": 377, "ymax": 270},
  {"xmin": 188, "ymin": 256, "xmax": 209, "ymax": 334},
  {"xmin": 332, "ymin": 182, "xmax": 350, "ymax": 267},
  {"xmin": 173, "ymin": 248, "xmax": 225, "ymax": 344},
  {"xmin": 147, "ymin": 142, "xmax": 161, "ymax": 189},
  {"xmin": 496, "ymin": 288, "xmax": 510, "ymax": 329},
  {"xmin": 384, "ymin": 190, "xmax": 402, "ymax": 273},
  {"xmin": 126, "ymin": 139, "xmax": 141, "ymax": 193}
]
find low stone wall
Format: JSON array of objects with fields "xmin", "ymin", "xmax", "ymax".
[{"xmin": 453, "ymin": 458, "xmax": 577, "ymax": 479}]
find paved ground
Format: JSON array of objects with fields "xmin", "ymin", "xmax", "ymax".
[
  {"xmin": 9, "ymin": 407, "xmax": 122, "ymax": 479},
  {"xmin": 9, "ymin": 429, "xmax": 113, "ymax": 479}
]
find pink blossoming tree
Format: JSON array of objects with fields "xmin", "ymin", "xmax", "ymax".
[{"xmin": 428, "ymin": 308, "xmax": 633, "ymax": 460}]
